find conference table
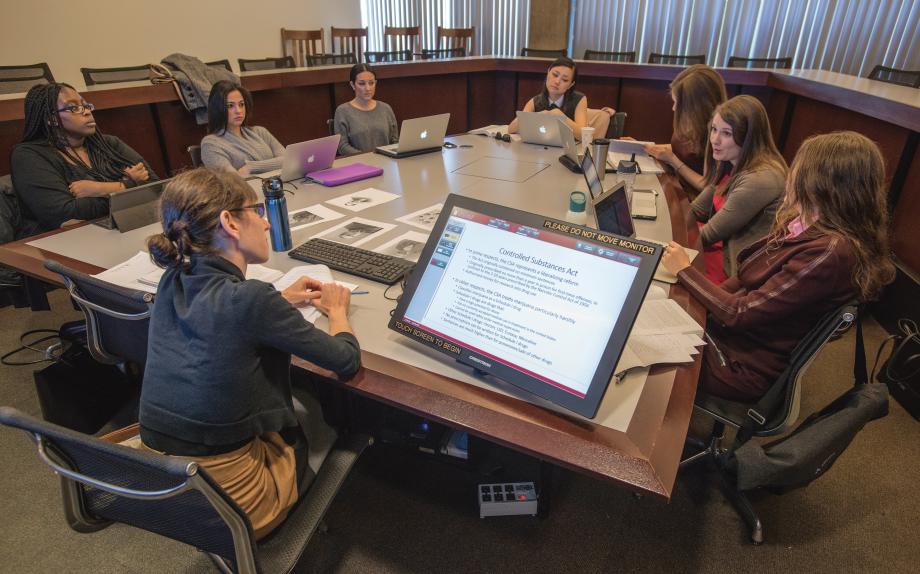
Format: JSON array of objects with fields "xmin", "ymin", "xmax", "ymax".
[{"xmin": 0, "ymin": 133, "xmax": 704, "ymax": 500}]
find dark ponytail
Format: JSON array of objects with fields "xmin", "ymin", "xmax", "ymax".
[{"xmin": 147, "ymin": 168, "xmax": 256, "ymax": 269}]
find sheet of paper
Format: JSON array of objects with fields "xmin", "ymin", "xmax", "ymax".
[
  {"xmin": 373, "ymin": 230, "xmax": 430, "ymax": 262},
  {"xmin": 608, "ymin": 151, "xmax": 664, "ymax": 174},
  {"xmin": 287, "ymin": 204, "xmax": 345, "ymax": 231},
  {"xmin": 93, "ymin": 251, "xmax": 159, "ymax": 294},
  {"xmin": 315, "ymin": 217, "xmax": 396, "ymax": 247},
  {"xmin": 632, "ymin": 298, "xmax": 704, "ymax": 337},
  {"xmin": 272, "ymin": 265, "xmax": 360, "ymax": 323},
  {"xmin": 325, "ymin": 188, "xmax": 399, "ymax": 212},
  {"xmin": 395, "ymin": 204, "xmax": 443, "ymax": 231},
  {"xmin": 609, "ymin": 139, "xmax": 655, "ymax": 155}
]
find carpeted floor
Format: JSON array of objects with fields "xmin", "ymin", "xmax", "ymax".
[{"xmin": 0, "ymin": 290, "xmax": 917, "ymax": 573}]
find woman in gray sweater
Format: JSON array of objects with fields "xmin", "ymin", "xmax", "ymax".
[
  {"xmin": 200, "ymin": 81, "xmax": 284, "ymax": 176},
  {"xmin": 691, "ymin": 95, "xmax": 787, "ymax": 281},
  {"xmin": 334, "ymin": 64, "xmax": 398, "ymax": 156}
]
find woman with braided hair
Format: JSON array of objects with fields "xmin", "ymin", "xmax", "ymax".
[
  {"xmin": 11, "ymin": 82, "xmax": 157, "ymax": 231},
  {"xmin": 140, "ymin": 168, "xmax": 360, "ymax": 539}
]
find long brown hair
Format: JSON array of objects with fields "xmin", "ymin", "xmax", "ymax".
[
  {"xmin": 670, "ymin": 64, "xmax": 726, "ymax": 156},
  {"xmin": 771, "ymin": 131, "xmax": 895, "ymax": 300},
  {"xmin": 703, "ymin": 95, "xmax": 787, "ymax": 193},
  {"xmin": 147, "ymin": 168, "xmax": 256, "ymax": 269}
]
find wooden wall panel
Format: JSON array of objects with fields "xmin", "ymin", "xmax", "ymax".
[
  {"xmin": 380, "ymin": 75, "xmax": 468, "ymax": 136},
  {"xmin": 154, "ymin": 101, "xmax": 207, "ymax": 175},
  {"xmin": 764, "ymin": 90, "xmax": 794, "ymax": 149},
  {"xmin": 469, "ymin": 72, "xmax": 516, "ymax": 128},
  {"xmin": 516, "ymin": 74, "xmax": 545, "ymax": 110},
  {"xmin": 251, "ymin": 86, "xmax": 332, "ymax": 146},
  {"xmin": 0, "ymin": 120, "xmax": 23, "ymax": 175},
  {"xmin": 92, "ymin": 105, "xmax": 167, "ymax": 177},
  {"xmin": 617, "ymin": 79, "xmax": 673, "ymax": 143},
  {"xmin": 891, "ymin": 143, "xmax": 920, "ymax": 276},
  {"xmin": 576, "ymin": 76, "xmax": 621, "ymax": 111}
]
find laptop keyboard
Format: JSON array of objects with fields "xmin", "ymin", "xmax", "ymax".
[{"xmin": 289, "ymin": 238, "xmax": 416, "ymax": 285}]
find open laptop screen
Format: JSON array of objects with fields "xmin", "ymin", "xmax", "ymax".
[{"xmin": 388, "ymin": 194, "xmax": 661, "ymax": 419}]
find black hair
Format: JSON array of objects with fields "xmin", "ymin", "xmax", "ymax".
[
  {"xmin": 21, "ymin": 82, "xmax": 140, "ymax": 180},
  {"xmin": 540, "ymin": 57, "xmax": 578, "ymax": 99},
  {"xmin": 349, "ymin": 63, "xmax": 376, "ymax": 83},
  {"xmin": 207, "ymin": 80, "xmax": 253, "ymax": 134}
]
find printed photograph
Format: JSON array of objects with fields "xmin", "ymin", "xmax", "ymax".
[
  {"xmin": 396, "ymin": 203, "xmax": 443, "ymax": 231},
  {"xmin": 374, "ymin": 230, "xmax": 431, "ymax": 262},
  {"xmin": 326, "ymin": 187, "xmax": 400, "ymax": 212},
  {"xmin": 316, "ymin": 217, "xmax": 396, "ymax": 247},
  {"xmin": 287, "ymin": 204, "xmax": 344, "ymax": 230}
]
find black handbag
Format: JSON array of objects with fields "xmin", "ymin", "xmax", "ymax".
[
  {"xmin": 877, "ymin": 319, "xmax": 920, "ymax": 421},
  {"xmin": 723, "ymin": 317, "xmax": 889, "ymax": 493}
]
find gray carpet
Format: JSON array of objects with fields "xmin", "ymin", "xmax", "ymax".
[{"xmin": 0, "ymin": 290, "xmax": 917, "ymax": 573}]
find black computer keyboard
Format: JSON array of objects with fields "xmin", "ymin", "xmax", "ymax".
[{"xmin": 289, "ymin": 238, "xmax": 416, "ymax": 285}]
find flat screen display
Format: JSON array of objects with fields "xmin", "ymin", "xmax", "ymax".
[
  {"xmin": 592, "ymin": 182, "xmax": 635, "ymax": 237},
  {"xmin": 388, "ymin": 194, "xmax": 661, "ymax": 419}
]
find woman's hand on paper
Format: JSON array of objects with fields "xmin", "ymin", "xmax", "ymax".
[
  {"xmin": 661, "ymin": 241, "xmax": 692, "ymax": 275},
  {"xmin": 281, "ymin": 276, "xmax": 323, "ymax": 305}
]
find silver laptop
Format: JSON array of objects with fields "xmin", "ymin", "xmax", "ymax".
[
  {"xmin": 376, "ymin": 113, "xmax": 450, "ymax": 158},
  {"xmin": 581, "ymin": 149, "xmax": 657, "ymax": 221},
  {"xmin": 94, "ymin": 178, "xmax": 170, "ymax": 232},
  {"xmin": 516, "ymin": 111, "xmax": 564, "ymax": 147},
  {"xmin": 280, "ymin": 134, "xmax": 339, "ymax": 182}
]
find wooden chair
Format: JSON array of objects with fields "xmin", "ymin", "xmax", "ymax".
[
  {"xmin": 728, "ymin": 56, "xmax": 792, "ymax": 69},
  {"xmin": 583, "ymin": 50, "xmax": 636, "ymax": 63},
  {"xmin": 868, "ymin": 65, "xmax": 920, "ymax": 88},
  {"xmin": 384, "ymin": 26, "xmax": 421, "ymax": 55},
  {"xmin": 648, "ymin": 52, "xmax": 706, "ymax": 65},
  {"xmin": 238, "ymin": 57, "xmax": 295, "ymax": 72},
  {"xmin": 81, "ymin": 65, "xmax": 150, "ymax": 86},
  {"xmin": 0, "ymin": 62, "xmax": 55, "ymax": 94},
  {"xmin": 437, "ymin": 26, "xmax": 474, "ymax": 55},
  {"xmin": 331, "ymin": 27, "xmax": 368, "ymax": 63},
  {"xmin": 282, "ymin": 28, "xmax": 325, "ymax": 67},
  {"xmin": 520, "ymin": 48, "xmax": 567, "ymax": 59},
  {"xmin": 307, "ymin": 54, "xmax": 357, "ymax": 68}
]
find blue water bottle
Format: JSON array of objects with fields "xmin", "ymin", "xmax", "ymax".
[{"xmin": 262, "ymin": 176, "xmax": 292, "ymax": 251}]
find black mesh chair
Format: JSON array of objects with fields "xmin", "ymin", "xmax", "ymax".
[
  {"xmin": 364, "ymin": 50, "xmax": 413, "ymax": 63},
  {"xmin": 0, "ymin": 62, "xmax": 55, "ymax": 94},
  {"xmin": 520, "ymin": 47, "xmax": 567, "ymax": 58},
  {"xmin": 206, "ymin": 59, "xmax": 234, "ymax": 72},
  {"xmin": 43, "ymin": 260, "xmax": 153, "ymax": 369},
  {"xmin": 0, "ymin": 406, "xmax": 373, "ymax": 573},
  {"xmin": 680, "ymin": 302, "xmax": 858, "ymax": 544},
  {"xmin": 326, "ymin": 119, "xmax": 335, "ymax": 136},
  {"xmin": 238, "ymin": 57, "xmax": 295, "ymax": 72},
  {"xmin": 648, "ymin": 52, "xmax": 706, "ymax": 65},
  {"xmin": 583, "ymin": 49, "xmax": 636, "ymax": 63},
  {"xmin": 727, "ymin": 56, "xmax": 792, "ymax": 69},
  {"xmin": 419, "ymin": 47, "xmax": 466, "ymax": 60},
  {"xmin": 306, "ymin": 53, "xmax": 357, "ymax": 67},
  {"xmin": 608, "ymin": 111, "xmax": 627, "ymax": 139},
  {"xmin": 868, "ymin": 65, "xmax": 920, "ymax": 88},
  {"xmin": 188, "ymin": 145, "xmax": 203, "ymax": 168},
  {"xmin": 81, "ymin": 65, "xmax": 151, "ymax": 86}
]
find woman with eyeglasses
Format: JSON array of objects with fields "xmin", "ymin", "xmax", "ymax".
[
  {"xmin": 11, "ymin": 82, "xmax": 157, "ymax": 231},
  {"xmin": 334, "ymin": 63, "xmax": 398, "ymax": 156},
  {"xmin": 141, "ymin": 168, "xmax": 360, "ymax": 539},
  {"xmin": 200, "ymin": 80, "xmax": 284, "ymax": 176}
]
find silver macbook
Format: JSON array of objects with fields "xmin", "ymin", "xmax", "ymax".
[
  {"xmin": 376, "ymin": 113, "xmax": 450, "ymax": 158},
  {"xmin": 280, "ymin": 134, "xmax": 339, "ymax": 182},
  {"xmin": 581, "ymin": 148, "xmax": 658, "ymax": 221},
  {"xmin": 516, "ymin": 111, "xmax": 564, "ymax": 147},
  {"xmin": 95, "ymin": 178, "xmax": 170, "ymax": 233}
]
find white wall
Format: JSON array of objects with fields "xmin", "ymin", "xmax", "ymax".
[{"xmin": 0, "ymin": 0, "xmax": 362, "ymax": 89}]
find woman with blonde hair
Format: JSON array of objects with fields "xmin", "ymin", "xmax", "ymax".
[
  {"xmin": 661, "ymin": 131, "xmax": 895, "ymax": 401},
  {"xmin": 643, "ymin": 64, "xmax": 727, "ymax": 191},
  {"xmin": 140, "ymin": 168, "xmax": 360, "ymax": 539},
  {"xmin": 688, "ymin": 94, "xmax": 787, "ymax": 283}
]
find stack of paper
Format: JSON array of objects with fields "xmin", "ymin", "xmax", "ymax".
[
  {"xmin": 615, "ymin": 286, "xmax": 706, "ymax": 373},
  {"xmin": 272, "ymin": 265, "xmax": 359, "ymax": 323}
]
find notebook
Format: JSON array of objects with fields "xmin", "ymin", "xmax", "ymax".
[
  {"xmin": 308, "ymin": 163, "xmax": 384, "ymax": 187},
  {"xmin": 376, "ymin": 113, "xmax": 450, "ymax": 158}
]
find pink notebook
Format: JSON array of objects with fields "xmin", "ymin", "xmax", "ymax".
[{"xmin": 309, "ymin": 163, "xmax": 384, "ymax": 187}]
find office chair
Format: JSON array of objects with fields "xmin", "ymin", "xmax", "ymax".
[
  {"xmin": 648, "ymin": 52, "xmax": 706, "ymax": 66},
  {"xmin": 188, "ymin": 145, "xmax": 203, "ymax": 168},
  {"xmin": 326, "ymin": 119, "xmax": 335, "ymax": 136},
  {"xmin": 364, "ymin": 50, "xmax": 413, "ymax": 64},
  {"xmin": 306, "ymin": 53, "xmax": 357, "ymax": 67},
  {"xmin": 582, "ymin": 50, "xmax": 636, "ymax": 63},
  {"xmin": 727, "ymin": 56, "xmax": 792, "ymax": 70},
  {"xmin": 206, "ymin": 59, "xmax": 234, "ymax": 72},
  {"xmin": 81, "ymin": 65, "xmax": 151, "ymax": 86},
  {"xmin": 238, "ymin": 57, "xmax": 295, "ymax": 72},
  {"xmin": 383, "ymin": 25, "xmax": 421, "ymax": 54},
  {"xmin": 867, "ymin": 65, "xmax": 920, "ymax": 88},
  {"xmin": 520, "ymin": 47, "xmax": 567, "ymax": 59},
  {"xmin": 419, "ymin": 48, "xmax": 466, "ymax": 60},
  {"xmin": 0, "ymin": 406, "xmax": 372, "ymax": 573},
  {"xmin": 608, "ymin": 111, "xmax": 627, "ymax": 139},
  {"xmin": 0, "ymin": 62, "xmax": 55, "ymax": 94},
  {"xmin": 680, "ymin": 302, "xmax": 858, "ymax": 544},
  {"xmin": 436, "ymin": 26, "xmax": 474, "ymax": 55}
]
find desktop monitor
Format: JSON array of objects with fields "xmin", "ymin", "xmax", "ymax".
[{"xmin": 388, "ymin": 194, "xmax": 662, "ymax": 419}]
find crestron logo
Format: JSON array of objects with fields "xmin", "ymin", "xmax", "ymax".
[
  {"xmin": 538, "ymin": 125, "xmax": 547, "ymax": 134},
  {"xmin": 420, "ymin": 130, "xmax": 428, "ymax": 139},
  {"xmin": 307, "ymin": 155, "xmax": 315, "ymax": 163},
  {"xmin": 469, "ymin": 356, "xmax": 491, "ymax": 368}
]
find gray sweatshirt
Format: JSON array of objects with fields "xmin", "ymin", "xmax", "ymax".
[
  {"xmin": 333, "ymin": 101, "xmax": 398, "ymax": 156},
  {"xmin": 201, "ymin": 126, "xmax": 284, "ymax": 174},
  {"xmin": 691, "ymin": 166, "xmax": 786, "ymax": 277}
]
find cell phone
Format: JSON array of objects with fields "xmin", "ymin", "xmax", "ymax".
[{"xmin": 630, "ymin": 189, "xmax": 658, "ymax": 220}]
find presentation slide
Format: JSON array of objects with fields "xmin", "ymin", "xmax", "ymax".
[{"xmin": 404, "ymin": 210, "xmax": 638, "ymax": 397}]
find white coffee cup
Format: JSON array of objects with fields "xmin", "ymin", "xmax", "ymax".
[{"xmin": 580, "ymin": 126, "xmax": 595, "ymax": 154}]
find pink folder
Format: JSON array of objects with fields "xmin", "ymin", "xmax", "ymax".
[{"xmin": 309, "ymin": 163, "xmax": 384, "ymax": 187}]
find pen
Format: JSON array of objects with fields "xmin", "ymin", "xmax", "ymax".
[{"xmin": 352, "ymin": 291, "xmax": 369, "ymax": 295}]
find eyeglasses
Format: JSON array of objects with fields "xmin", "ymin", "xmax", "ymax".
[
  {"xmin": 228, "ymin": 203, "xmax": 266, "ymax": 218},
  {"xmin": 57, "ymin": 103, "xmax": 96, "ymax": 114}
]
